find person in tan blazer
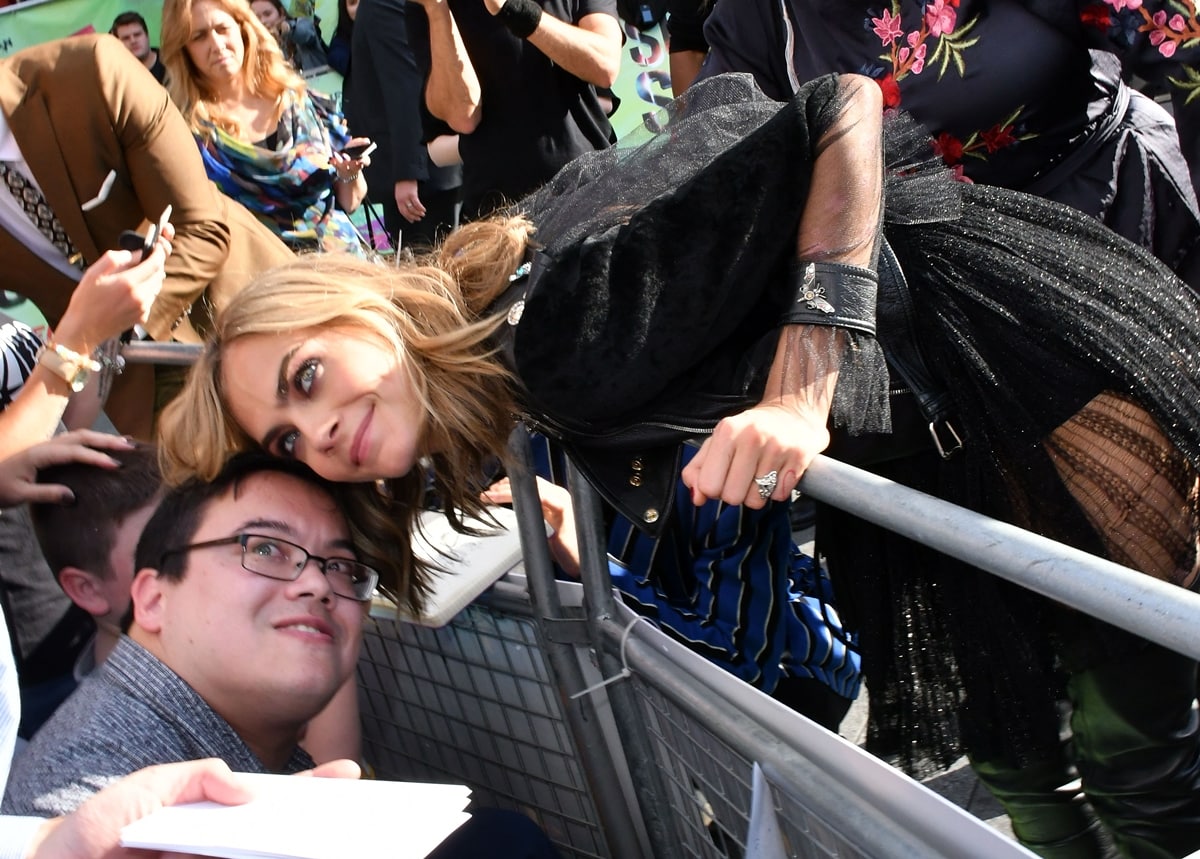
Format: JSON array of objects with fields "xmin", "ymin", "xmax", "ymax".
[{"xmin": 0, "ymin": 33, "xmax": 294, "ymax": 436}]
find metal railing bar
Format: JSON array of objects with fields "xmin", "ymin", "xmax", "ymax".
[{"xmin": 798, "ymin": 455, "xmax": 1200, "ymax": 661}]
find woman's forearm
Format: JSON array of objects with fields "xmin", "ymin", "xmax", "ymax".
[
  {"xmin": 525, "ymin": 11, "xmax": 622, "ymax": 88},
  {"xmin": 682, "ymin": 74, "xmax": 886, "ymax": 507},
  {"xmin": 766, "ymin": 75, "xmax": 883, "ymax": 408},
  {"xmin": 334, "ymin": 171, "xmax": 367, "ymax": 213},
  {"xmin": 796, "ymin": 74, "xmax": 883, "ymax": 266},
  {"xmin": 419, "ymin": 0, "xmax": 483, "ymax": 133}
]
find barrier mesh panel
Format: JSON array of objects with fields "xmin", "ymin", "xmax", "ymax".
[
  {"xmin": 358, "ymin": 607, "xmax": 608, "ymax": 858},
  {"xmin": 632, "ymin": 678, "xmax": 867, "ymax": 859}
]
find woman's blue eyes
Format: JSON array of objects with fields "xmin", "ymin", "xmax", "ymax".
[
  {"xmin": 294, "ymin": 359, "xmax": 319, "ymax": 394},
  {"xmin": 280, "ymin": 430, "xmax": 300, "ymax": 457},
  {"xmin": 277, "ymin": 359, "xmax": 319, "ymax": 457}
]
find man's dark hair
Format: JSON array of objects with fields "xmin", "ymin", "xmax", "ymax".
[
  {"xmin": 110, "ymin": 11, "xmax": 150, "ymax": 36},
  {"xmin": 31, "ymin": 442, "xmax": 162, "ymax": 583},
  {"xmin": 133, "ymin": 452, "xmax": 342, "ymax": 585}
]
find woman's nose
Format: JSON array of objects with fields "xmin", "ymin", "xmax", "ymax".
[{"xmin": 298, "ymin": 410, "xmax": 339, "ymax": 455}]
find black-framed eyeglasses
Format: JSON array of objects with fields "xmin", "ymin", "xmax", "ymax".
[{"xmin": 160, "ymin": 534, "xmax": 379, "ymax": 602}]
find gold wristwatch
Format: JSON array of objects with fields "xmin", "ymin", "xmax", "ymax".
[{"xmin": 36, "ymin": 341, "xmax": 102, "ymax": 393}]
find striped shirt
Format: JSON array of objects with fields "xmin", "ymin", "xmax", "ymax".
[{"xmin": 532, "ymin": 436, "xmax": 861, "ymax": 698}]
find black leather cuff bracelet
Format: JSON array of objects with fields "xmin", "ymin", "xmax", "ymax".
[
  {"xmin": 496, "ymin": 0, "xmax": 543, "ymax": 38},
  {"xmin": 780, "ymin": 260, "xmax": 878, "ymax": 336}
]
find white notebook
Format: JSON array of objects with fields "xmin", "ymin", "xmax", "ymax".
[
  {"xmin": 121, "ymin": 773, "xmax": 471, "ymax": 859},
  {"xmin": 400, "ymin": 506, "xmax": 524, "ymax": 627}
]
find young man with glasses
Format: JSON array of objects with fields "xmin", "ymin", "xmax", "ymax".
[
  {"xmin": 2, "ymin": 453, "xmax": 372, "ymax": 816},
  {"xmin": 2, "ymin": 449, "xmax": 560, "ymax": 856}
]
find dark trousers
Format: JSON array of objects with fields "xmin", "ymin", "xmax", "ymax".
[
  {"xmin": 381, "ymin": 183, "xmax": 461, "ymax": 252},
  {"xmin": 771, "ymin": 675, "xmax": 854, "ymax": 733},
  {"xmin": 972, "ymin": 644, "xmax": 1200, "ymax": 859}
]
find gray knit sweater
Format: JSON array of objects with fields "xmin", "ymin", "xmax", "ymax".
[{"xmin": 1, "ymin": 636, "xmax": 313, "ymax": 816}]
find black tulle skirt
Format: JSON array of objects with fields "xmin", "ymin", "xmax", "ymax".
[{"xmin": 829, "ymin": 176, "xmax": 1200, "ymax": 774}]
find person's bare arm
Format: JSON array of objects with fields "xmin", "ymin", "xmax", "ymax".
[
  {"xmin": 0, "ymin": 242, "xmax": 169, "ymax": 460},
  {"xmin": 521, "ymin": 9, "xmax": 622, "ymax": 88},
  {"xmin": 330, "ymin": 142, "xmax": 371, "ymax": 214},
  {"xmin": 482, "ymin": 476, "xmax": 580, "ymax": 576},
  {"xmin": 682, "ymin": 74, "xmax": 883, "ymax": 508},
  {"xmin": 410, "ymin": 0, "xmax": 483, "ymax": 133},
  {"xmin": 669, "ymin": 49, "xmax": 706, "ymax": 95}
]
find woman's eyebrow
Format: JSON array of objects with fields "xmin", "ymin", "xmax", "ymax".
[{"xmin": 275, "ymin": 346, "xmax": 300, "ymax": 400}]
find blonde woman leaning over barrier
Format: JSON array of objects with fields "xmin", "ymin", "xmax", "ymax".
[{"xmin": 158, "ymin": 73, "xmax": 1200, "ymax": 858}]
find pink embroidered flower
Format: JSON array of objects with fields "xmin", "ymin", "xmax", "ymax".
[
  {"xmin": 932, "ymin": 132, "xmax": 964, "ymax": 165},
  {"xmin": 981, "ymin": 124, "xmax": 1017, "ymax": 153},
  {"xmin": 1170, "ymin": 13, "xmax": 1187, "ymax": 30},
  {"xmin": 1103, "ymin": 0, "xmax": 1142, "ymax": 10},
  {"xmin": 876, "ymin": 73, "xmax": 902, "ymax": 109},
  {"xmin": 1161, "ymin": 39, "xmax": 1178, "ymax": 56},
  {"xmin": 925, "ymin": 0, "xmax": 957, "ymax": 37},
  {"xmin": 911, "ymin": 42, "xmax": 928, "ymax": 74},
  {"xmin": 1149, "ymin": 28, "xmax": 1166, "ymax": 45},
  {"xmin": 872, "ymin": 9, "xmax": 903, "ymax": 44},
  {"xmin": 1152, "ymin": 9, "xmax": 1168, "ymax": 24},
  {"xmin": 1079, "ymin": 4, "xmax": 1111, "ymax": 28}
]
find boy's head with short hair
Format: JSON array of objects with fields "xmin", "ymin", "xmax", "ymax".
[{"xmin": 31, "ymin": 442, "xmax": 162, "ymax": 662}]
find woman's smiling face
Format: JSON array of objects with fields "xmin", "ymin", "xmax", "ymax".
[{"xmin": 221, "ymin": 327, "xmax": 427, "ymax": 482}]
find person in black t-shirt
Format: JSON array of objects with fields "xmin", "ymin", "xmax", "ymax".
[
  {"xmin": 110, "ymin": 12, "xmax": 168, "ymax": 84},
  {"xmin": 406, "ymin": 0, "xmax": 622, "ymax": 220}
]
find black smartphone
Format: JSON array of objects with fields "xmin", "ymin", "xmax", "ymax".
[
  {"xmin": 117, "ymin": 204, "xmax": 173, "ymax": 262},
  {"xmin": 341, "ymin": 140, "xmax": 377, "ymax": 159}
]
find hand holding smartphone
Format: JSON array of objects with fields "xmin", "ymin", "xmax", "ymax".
[
  {"xmin": 340, "ymin": 140, "xmax": 377, "ymax": 160},
  {"xmin": 117, "ymin": 205, "xmax": 173, "ymax": 262}
]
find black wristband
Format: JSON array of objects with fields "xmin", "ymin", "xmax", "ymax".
[
  {"xmin": 495, "ymin": 0, "xmax": 543, "ymax": 38},
  {"xmin": 780, "ymin": 260, "xmax": 878, "ymax": 335}
]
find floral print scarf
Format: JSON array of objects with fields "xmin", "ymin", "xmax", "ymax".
[{"xmin": 196, "ymin": 89, "xmax": 365, "ymax": 256}]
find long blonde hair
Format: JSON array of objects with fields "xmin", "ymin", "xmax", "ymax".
[
  {"xmin": 160, "ymin": 0, "xmax": 304, "ymax": 137},
  {"xmin": 158, "ymin": 216, "xmax": 534, "ymax": 612}
]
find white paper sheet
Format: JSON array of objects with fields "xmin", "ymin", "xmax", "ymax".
[
  {"xmin": 121, "ymin": 773, "xmax": 471, "ymax": 859},
  {"xmin": 401, "ymin": 507, "xmax": 525, "ymax": 627}
]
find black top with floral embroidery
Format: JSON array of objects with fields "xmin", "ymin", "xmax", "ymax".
[{"xmin": 698, "ymin": 0, "xmax": 1200, "ymax": 256}]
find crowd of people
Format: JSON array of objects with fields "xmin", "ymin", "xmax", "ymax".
[{"xmin": 0, "ymin": 0, "xmax": 1196, "ymax": 856}]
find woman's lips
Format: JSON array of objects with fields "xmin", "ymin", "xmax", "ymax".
[{"xmin": 350, "ymin": 405, "xmax": 373, "ymax": 468}]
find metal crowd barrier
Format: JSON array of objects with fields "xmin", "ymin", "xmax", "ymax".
[{"xmin": 130, "ymin": 343, "xmax": 1200, "ymax": 857}]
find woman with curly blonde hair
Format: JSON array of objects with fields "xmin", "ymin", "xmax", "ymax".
[
  {"xmin": 160, "ymin": 0, "xmax": 371, "ymax": 255},
  {"xmin": 157, "ymin": 220, "xmax": 525, "ymax": 612}
]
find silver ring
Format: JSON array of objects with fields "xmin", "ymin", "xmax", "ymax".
[{"xmin": 754, "ymin": 470, "xmax": 778, "ymax": 501}]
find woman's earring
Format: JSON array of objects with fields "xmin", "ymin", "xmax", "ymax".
[{"xmin": 374, "ymin": 478, "xmax": 392, "ymax": 499}]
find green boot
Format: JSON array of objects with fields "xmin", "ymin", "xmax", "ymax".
[
  {"xmin": 1067, "ymin": 644, "xmax": 1200, "ymax": 859},
  {"xmin": 971, "ymin": 753, "xmax": 1107, "ymax": 859}
]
